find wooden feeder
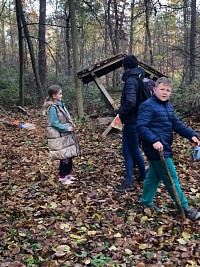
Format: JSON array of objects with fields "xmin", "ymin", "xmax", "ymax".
[{"xmin": 77, "ymin": 54, "xmax": 166, "ymax": 136}]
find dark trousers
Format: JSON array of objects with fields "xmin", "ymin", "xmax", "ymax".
[
  {"xmin": 59, "ymin": 158, "xmax": 72, "ymax": 177},
  {"xmin": 122, "ymin": 124, "xmax": 146, "ymax": 184}
]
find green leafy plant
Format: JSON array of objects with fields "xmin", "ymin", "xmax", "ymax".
[
  {"xmin": 24, "ymin": 255, "xmax": 44, "ymax": 266},
  {"xmin": 31, "ymin": 243, "xmax": 43, "ymax": 250},
  {"xmin": 91, "ymin": 253, "xmax": 111, "ymax": 267}
]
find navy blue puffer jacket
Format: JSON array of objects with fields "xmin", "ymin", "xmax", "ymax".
[
  {"xmin": 137, "ymin": 94, "xmax": 198, "ymax": 160},
  {"xmin": 118, "ymin": 67, "xmax": 145, "ymax": 124}
]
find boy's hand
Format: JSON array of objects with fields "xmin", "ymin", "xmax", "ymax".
[
  {"xmin": 153, "ymin": 141, "xmax": 163, "ymax": 151},
  {"xmin": 191, "ymin": 136, "xmax": 200, "ymax": 146}
]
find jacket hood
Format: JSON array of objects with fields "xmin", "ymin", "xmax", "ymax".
[
  {"xmin": 122, "ymin": 55, "xmax": 138, "ymax": 69},
  {"xmin": 43, "ymin": 101, "xmax": 52, "ymax": 110},
  {"xmin": 122, "ymin": 67, "xmax": 145, "ymax": 82},
  {"xmin": 44, "ymin": 100, "xmax": 63, "ymax": 109}
]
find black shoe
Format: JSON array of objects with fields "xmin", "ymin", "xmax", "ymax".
[
  {"xmin": 115, "ymin": 182, "xmax": 134, "ymax": 192},
  {"xmin": 184, "ymin": 208, "xmax": 200, "ymax": 220},
  {"xmin": 136, "ymin": 175, "xmax": 145, "ymax": 182}
]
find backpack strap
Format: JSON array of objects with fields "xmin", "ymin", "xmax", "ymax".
[{"xmin": 129, "ymin": 75, "xmax": 151, "ymax": 104}]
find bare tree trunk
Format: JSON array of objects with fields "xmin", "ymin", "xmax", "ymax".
[
  {"xmin": 107, "ymin": 0, "xmax": 125, "ymax": 91},
  {"xmin": 189, "ymin": 0, "xmax": 196, "ymax": 83},
  {"xmin": 113, "ymin": 0, "xmax": 119, "ymax": 54},
  {"xmin": 64, "ymin": 10, "xmax": 71, "ymax": 75},
  {"xmin": 8, "ymin": 0, "xmax": 17, "ymax": 67},
  {"xmin": 38, "ymin": 0, "xmax": 46, "ymax": 89},
  {"xmin": 17, "ymin": 0, "xmax": 44, "ymax": 101},
  {"xmin": 129, "ymin": 0, "xmax": 135, "ymax": 54},
  {"xmin": 0, "ymin": 21, "xmax": 6, "ymax": 65},
  {"xmin": 0, "ymin": 0, "xmax": 6, "ymax": 66},
  {"xmin": 104, "ymin": 5, "xmax": 109, "ymax": 86},
  {"xmin": 144, "ymin": 0, "xmax": 153, "ymax": 65},
  {"xmin": 15, "ymin": 0, "xmax": 24, "ymax": 106},
  {"xmin": 69, "ymin": 0, "xmax": 84, "ymax": 119},
  {"xmin": 107, "ymin": 0, "xmax": 116, "ymax": 55},
  {"xmin": 181, "ymin": 0, "xmax": 189, "ymax": 85}
]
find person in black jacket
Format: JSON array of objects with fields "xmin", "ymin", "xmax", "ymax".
[
  {"xmin": 137, "ymin": 77, "xmax": 200, "ymax": 220},
  {"xmin": 115, "ymin": 55, "xmax": 146, "ymax": 192}
]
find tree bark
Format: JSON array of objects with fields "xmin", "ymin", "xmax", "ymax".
[
  {"xmin": 189, "ymin": 0, "xmax": 196, "ymax": 83},
  {"xmin": 0, "ymin": 0, "xmax": 6, "ymax": 65},
  {"xmin": 181, "ymin": 0, "xmax": 189, "ymax": 85},
  {"xmin": 17, "ymin": 0, "xmax": 44, "ymax": 101},
  {"xmin": 38, "ymin": 0, "xmax": 46, "ymax": 89},
  {"xmin": 64, "ymin": 9, "xmax": 71, "ymax": 76},
  {"xmin": 69, "ymin": 0, "xmax": 84, "ymax": 119},
  {"xmin": 129, "ymin": 0, "xmax": 135, "ymax": 54},
  {"xmin": 144, "ymin": 0, "xmax": 153, "ymax": 65},
  {"xmin": 15, "ymin": 0, "xmax": 24, "ymax": 106}
]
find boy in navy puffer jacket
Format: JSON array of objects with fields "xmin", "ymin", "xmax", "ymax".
[{"xmin": 137, "ymin": 77, "xmax": 200, "ymax": 220}]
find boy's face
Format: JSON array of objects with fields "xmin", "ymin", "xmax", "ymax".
[{"xmin": 154, "ymin": 82, "xmax": 172, "ymax": 101}]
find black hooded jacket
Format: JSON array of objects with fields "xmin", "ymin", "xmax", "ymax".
[{"xmin": 118, "ymin": 67, "xmax": 145, "ymax": 124}]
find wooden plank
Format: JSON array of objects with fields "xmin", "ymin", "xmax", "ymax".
[
  {"xmin": 101, "ymin": 116, "xmax": 122, "ymax": 136},
  {"xmin": 93, "ymin": 75, "xmax": 117, "ymax": 110},
  {"xmin": 77, "ymin": 54, "xmax": 125, "ymax": 78},
  {"xmin": 77, "ymin": 54, "xmax": 167, "ymax": 84},
  {"xmin": 97, "ymin": 117, "xmax": 114, "ymax": 125},
  {"xmin": 138, "ymin": 61, "xmax": 167, "ymax": 80},
  {"xmin": 77, "ymin": 54, "xmax": 125, "ymax": 84},
  {"xmin": 102, "ymin": 123, "xmax": 113, "ymax": 137},
  {"xmin": 16, "ymin": 106, "xmax": 31, "ymax": 116},
  {"xmin": 0, "ymin": 106, "xmax": 8, "ymax": 115}
]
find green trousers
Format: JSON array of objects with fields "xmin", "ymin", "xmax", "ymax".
[{"xmin": 141, "ymin": 157, "xmax": 188, "ymax": 209}]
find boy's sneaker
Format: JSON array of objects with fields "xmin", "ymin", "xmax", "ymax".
[
  {"xmin": 142, "ymin": 205, "xmax": 163, "ymax": 212},
  {"xmin": 151, "ymin": 205, "xmax": 163, "ymax": 212},
  {"xmin": 115, "ymin": 182, "xmax": 134, "ymax": 192},
  {"xmin": 184, "ymin": 208, "xmax": 200, "ymax": 220}
]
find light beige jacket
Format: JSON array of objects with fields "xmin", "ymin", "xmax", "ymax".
[{"xmin": 46, "ymin": 104, "xmax": 80, "ymax": 160}]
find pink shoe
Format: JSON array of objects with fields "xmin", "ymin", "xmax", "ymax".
[
  {"xmin": 65, "ymin": 175, "xmax": 77, "ymax": 181},
  {"xmin": 62, "ymin": 178, "xmax": 74, "ymax": 185},
  {"xmin": 59, "ymin": 177, "xmax": 74, "ymax": 184}
]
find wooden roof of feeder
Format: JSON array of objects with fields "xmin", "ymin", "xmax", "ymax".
[{"xmin": 77, "ymin": 53, "xmax": 166, "ymax": 84}]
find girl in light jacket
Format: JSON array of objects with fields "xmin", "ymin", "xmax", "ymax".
[{"xmin": 43, "ymin": 84, "xmax": 80, "ymax": 185}]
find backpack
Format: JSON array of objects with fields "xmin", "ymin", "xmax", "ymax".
[
  {"xmin": 147, "ymin": 79, "xmax": 155, "ymax": 94},
  {"xmin": 131, "ymin": 75, "xmax": 151, "ymax": 105}
]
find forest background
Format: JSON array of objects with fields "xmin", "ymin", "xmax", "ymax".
[
  {"xmin": 0, "ymin": 1, "xmax": 200, "ymax": 266},
  {"xmin": 0, "ymin": 0, "xmax": 200, "ymax": 118}
]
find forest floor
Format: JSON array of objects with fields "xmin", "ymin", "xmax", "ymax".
[{"xmin": 0, "ymin": 108, "xmax": 200, "ymax": 267}]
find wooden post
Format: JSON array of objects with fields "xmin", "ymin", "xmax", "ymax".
[
  {"xmin": 159, "ymin": 151, "xmax": 186, "ymax": 220},
  {"xmin": 102, "ymin": 115, "xmax": 123, "ymax": 136},
  {"xmin": 92, "ymin": 75, "xmax": 117, "ymax": 111}
]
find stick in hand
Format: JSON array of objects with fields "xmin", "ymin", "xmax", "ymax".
[{"xmin": 159, "ymin": 151, "xmax": 186, "ymax": 220}]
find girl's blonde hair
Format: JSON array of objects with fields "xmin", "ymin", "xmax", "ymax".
[{"xmin": 42, "ymin": 84, "xmax": 62, "ymax": 115}]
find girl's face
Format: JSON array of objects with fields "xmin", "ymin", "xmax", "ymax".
[
  {"xmin": 154, "ymin": 82, "xmax": 172, "ymax": 102},
  {"xmin": 53, "ymin": 89, "xmax": 62, "ymax": 101}
]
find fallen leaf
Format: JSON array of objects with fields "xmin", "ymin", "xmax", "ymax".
[
  {"xmin": 182, "ymin": 231, "xmax": 191, "ymax": 239},
  {"xmin": 139, "ymin": 243, "xmax": 147, "ymax": 249}
]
